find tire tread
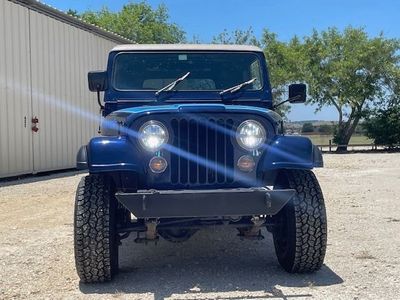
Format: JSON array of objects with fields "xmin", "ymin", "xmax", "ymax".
[
  {"xmin": 274, "ymin": 169, "xmax": 327, "ymax": 273},
  {"xmin": 74, "ymin": 174, "xmax": 115, "ymax": 283}
]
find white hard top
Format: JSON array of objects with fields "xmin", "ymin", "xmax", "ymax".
[{"xmin": 111, "ymin": 44, "xmax": 263, "ymax": 52}]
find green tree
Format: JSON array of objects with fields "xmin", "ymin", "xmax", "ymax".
[
  {"xmin": 72, "ymin": 1, "xmax": 185, "ymax": 43},
  {"xmin": 301, "ymin": 27, "xmax": 400, "ymax": 151},
  {"xmin": 212, "ymin": 28, "xmax": 260, "ymax": 46},
  {"xmin": 66, "ymin": 9, "xmax": 79, "ymax": 18},
  {"xmin": 364, "ymin": 106, "xmax": 400, "ymax": 148},
  {"xmin": 212, "ymin": 28, "xmax": 301, "ymax": 117},
  {"xmin": 318, "ymin": 124, "xmax": 333, "ymax": 134},
  {"xmin": 261, "ymin": 30, "xmax": 307, "ymax": 118},
  {"xmin": 301, "ymin": 122, "xmax": 314, "ymax": 133}
]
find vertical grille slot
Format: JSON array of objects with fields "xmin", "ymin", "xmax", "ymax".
[
  {"xmin": 179, "ymin": 119, "xmax": 189, "ymax": 184},
  {"xmin": 207, "ymin": 119, "xmax": 216, "ymax": 183},
  {"xmin": 170, "ymin": 119, "xmax": 179, "ymax": 184},
  {"xmin": 189, "ymin": 119, "xmax": 198, "ymax": 184},
  {"xmin": 226, "ymin": 119, "xmax": 234, "ymax": 183},
  {"xmin": 217, "ymin": 119, "xmax": 225, "ymax": 183},
  {"xmin": 170, "ymin": 117, "xmax": 234, "ymax": 186}
]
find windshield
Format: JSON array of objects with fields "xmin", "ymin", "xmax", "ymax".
[{"xmin": 112, "ymin": 52, "xmax": 263, "ymax": 92}]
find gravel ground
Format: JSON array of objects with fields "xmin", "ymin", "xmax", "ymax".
[{"xmin": 0, "ymin": 153, "xmax": 399, "ymax": 300}]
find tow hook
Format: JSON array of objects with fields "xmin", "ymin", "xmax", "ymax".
[
  {"xmin": 237, "ymin": 216, "xmax": 265, "ymax": 240},
  {"xmin": 134, "ymin": 219, "xmax": 159, "ymax": 244}
]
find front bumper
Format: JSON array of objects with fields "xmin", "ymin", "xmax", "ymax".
[{"xmin": 115, "ymin": 188, "xmax": 295, "ymax": 218}]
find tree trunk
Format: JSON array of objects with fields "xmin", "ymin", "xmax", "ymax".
[
  {"xmin": 335, "ymin": 119, "xmax": 350, "ymax": 152},
  {"xmin": 336, "ymin": 134, "xmax": 352, "ymax": 152},
  {"xmin": 335, "ymin": 112, "xmax": 362, "ymax": 152},
  {"xmin": 336, "ymin": 107, "xmax": 361, "ymax": 152}
]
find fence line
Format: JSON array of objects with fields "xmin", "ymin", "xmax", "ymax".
[{"xmin": 316, "ymin": 139, "xmax": 382, "ymax": 152}]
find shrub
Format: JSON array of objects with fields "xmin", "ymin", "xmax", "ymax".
[
  {"xmin": 364, "ymin": 106, "xmax": 400, "ymax": 147},
  {"xmin": 301, "ymin": 122, "xmax": 314, "ymax": 133}
]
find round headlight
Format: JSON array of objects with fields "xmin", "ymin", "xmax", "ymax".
[
  {"xmin": 236, "ymin": 120, "xmax": 266, "ymax": 150},
  {"xmin": 139, "ymin": 121, "xmax": 169, "ymax": 151}
]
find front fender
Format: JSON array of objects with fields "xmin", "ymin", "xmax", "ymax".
[
  {"xmin": 76, "ymin": 136, "xmax": 143, "ymax": 173},
  {"xmin": 259, "ymin": 135, "xmax": 323, "ymax": 171}
]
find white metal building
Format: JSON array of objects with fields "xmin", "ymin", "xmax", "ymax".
[{"xmin": 0, "ymin": 0, "xmax": 130, "ymax": 178}]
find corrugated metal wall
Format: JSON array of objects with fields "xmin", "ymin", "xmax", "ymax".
[
  {"xmin": 0, "ymin": 0, "xmax": 33, "ymax": 177},
  {"xmin": 0, "ymin": 0, "xmax": 117, "ymax": 178},
  {"xmin": 29, "ymin": 9, "xmax": 115, "ymax": 173}
]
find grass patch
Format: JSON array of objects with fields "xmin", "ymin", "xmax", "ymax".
[{"xmin": 302, "ymin": 134, "xmax": 372, "ymax": 146}]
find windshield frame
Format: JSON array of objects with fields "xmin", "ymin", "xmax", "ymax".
[{"xmin": 110, "ymin": 51, "xmax": 265, "ymax": 93}]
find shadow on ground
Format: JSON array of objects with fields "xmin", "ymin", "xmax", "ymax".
[
  {"xmin": 80, "ymin": 227, "xmax": 342, "ymax": 300},
  {"xmin": 0, "ymin": 169, "xmax": 85, "ymax": 187}
]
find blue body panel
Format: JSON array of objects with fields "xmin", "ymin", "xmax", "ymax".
[
  {"xmin": 85, "ymin": 134, "xmax": 322, "ymax": 174},
  {"xmin": 79, "ymin": 49, "xmax": 323, "ymax": 184},
  {"xmin": 110, "ymin": 103, "xmax": 282, "ymax": 126},
  {"xmin": 87, "ymin": 136, "xmax": 143, "ymax": 173},
  {"xmin": 82, "ymin": 104, "xmax": 322, "ymax": 175},
  {"xmin": 260, "ymin": 135, "xmax": 323, "ymax": 171}
]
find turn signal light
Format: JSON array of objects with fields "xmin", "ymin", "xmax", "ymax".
[
  {"xmin": 149, "ymin": 156, "xmax": 168, "ymax": 173},
  {"xmin": 237, "ymin": 155, "xmax": 255, "ymax": 172}
]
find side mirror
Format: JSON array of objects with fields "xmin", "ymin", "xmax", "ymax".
[
  {"xmin": 288, "ymin": 83, "xmax": 306, "ymax": 103},
  {"xmin": 88, "ymin": 71, "xmax": 108, "ymax": 92}
]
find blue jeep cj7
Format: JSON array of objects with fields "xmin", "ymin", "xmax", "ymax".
[{"xmin": 74, "ymin": 44, "xmax": 327, "ymax": 283}]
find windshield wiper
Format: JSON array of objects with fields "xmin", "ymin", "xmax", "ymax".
[
  {"xmin": 219, "ymin": 78, "xmax": 257, "ymax": 96},
  {"xmin": 155, "ymin": 72, "xmax": 190, "ymax": 96}
]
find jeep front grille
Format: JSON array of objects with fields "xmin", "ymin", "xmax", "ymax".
[{"xmin": 170, "ymin": 117, "xmax": 235, "ymax": 185}]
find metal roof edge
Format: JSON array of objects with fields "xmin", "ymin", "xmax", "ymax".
[
  {"xmin": 9, "ymin": 0, "xmax": 132, "ymax": 44},
  {"xmin": 111, "ymin": 44, "xmax": 264, "ymax": 52}
]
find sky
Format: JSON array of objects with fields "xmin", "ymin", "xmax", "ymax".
[{"xmin": 44, "ymin": 0, "xmax": 400, "ymax": 121}]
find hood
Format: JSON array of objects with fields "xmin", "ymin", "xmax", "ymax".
[{"xmin": 107, "ymin": 103, "xmax": 282, "ymax": 126}]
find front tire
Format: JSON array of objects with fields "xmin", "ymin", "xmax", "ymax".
[
  {"xmin": 74, "ymin": 174, "xmax": 118, "ymax": 283},
  {"xmin": 273, "ymin": 169, "xmax": 327, "ymax": 273}
]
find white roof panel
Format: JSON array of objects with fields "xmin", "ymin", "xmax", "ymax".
[{"xmin": 111, "ymin": 44, "xmax": 263, "ymax": 52}]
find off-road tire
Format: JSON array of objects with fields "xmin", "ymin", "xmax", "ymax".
[
  {"xmin": 74, "ymin": 174, "xmax": 118, "ymax": 283},
  {"xmin": 273, "ymin": 169, "xmax": 327, "ymax": 273}
]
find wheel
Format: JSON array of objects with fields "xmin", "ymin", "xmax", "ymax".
[
  {"xmin": 272, "ymin": 169, "xmax": 327, "ymax": 273},
  {"xmin": 74, "ymin": 174, "xmax": 119, "ymax": 283}
]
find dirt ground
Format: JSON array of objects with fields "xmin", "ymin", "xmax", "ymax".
[{"xmin": 0, "ymin": 153, "xmax": 399, "ymax": 300}]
